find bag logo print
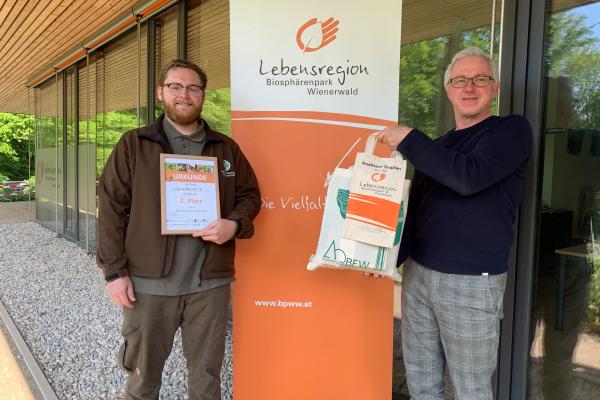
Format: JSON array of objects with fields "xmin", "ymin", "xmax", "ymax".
[
  {"xmin": 371, "ymin": 172, "xmax": 386, "ymax": 182},
  {"xmin": 323, "ymin": 240, "xmax": 371, "ymax": 268}
]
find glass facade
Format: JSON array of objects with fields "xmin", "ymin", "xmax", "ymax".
[
  {"xmin": 33, "ymin": 1, "xmax": 233, "ymax": 249},
  {"xmin": 528, "ymin": 1, "xmax": 600, "ymax": 398},
  {"xmin": 32, "ymin": 15, "xmax": 155, "ymax": 251}
]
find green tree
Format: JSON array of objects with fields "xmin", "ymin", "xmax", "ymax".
[
  {"xmin": 203, "ymin": 88, "xmax": 232, "ymax": 135},
  {"xmin": 545, "ymin": 12, "xmax": 600, "ymax": 130},
  {"xmin": 0, "ymin": 113, "xmax": 34, "ymax": 180},
  {"xmin": 399, "ymin": 39, "xmax": 447, "ymax": 136},
  {"xmin": 95, "ymin": 109, "xmax": 138, "ymax": 178}
]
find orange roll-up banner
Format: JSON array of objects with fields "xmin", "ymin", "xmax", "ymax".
[{"xmin": 231, "ymin": 1, "xmax": 402, "ymax": 399}]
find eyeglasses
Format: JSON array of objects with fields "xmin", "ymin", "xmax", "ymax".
[
  {"xmin": 163, "ymin": 82, "xmax": 205, "ymax": 96},
  {"xmin": 448, "ymin": 76, "xmax": 494, "ymax": 88}
]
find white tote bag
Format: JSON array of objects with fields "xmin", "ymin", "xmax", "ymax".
[
  {"xmin": 307, "ymin": 166, "xmax": 410, "ymax": 280},
  {"xmin": 342, "ymin": 134, "xmax": 407, "ymax": 248}
]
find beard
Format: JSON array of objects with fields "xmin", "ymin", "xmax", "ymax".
[{"xmin": 162, "ymin": 100, "xmax": 202, "ymax": 125}]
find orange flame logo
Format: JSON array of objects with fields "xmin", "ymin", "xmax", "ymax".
[
  {"xmin": 371, "ymin": 173, "xmax": 386, "ymax": 182},
  {"xmin": 296, "ymin": 17, "xmax": 340, "ymax": 53}
]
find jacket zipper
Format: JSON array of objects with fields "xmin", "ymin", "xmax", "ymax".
[{"xmin": 158, "ymin": 123, "xmax": 173, "ymax": 279}]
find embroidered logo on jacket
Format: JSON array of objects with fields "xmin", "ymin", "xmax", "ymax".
[{"xmin": 221, "ymin": 159, "xmax": 235, "ymax": 177}]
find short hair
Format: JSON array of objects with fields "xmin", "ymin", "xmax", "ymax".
[
  {"xmin": 158, "ymin": 59, "xmax": 207, "ymax": 89},
  {"xmin": 443, "ymin": 47, "xmax": 499, "ymax": 86}
]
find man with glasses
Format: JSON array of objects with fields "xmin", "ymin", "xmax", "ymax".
[
  {"xmin": 378, "ymin": 47, "xmax": 532, "ymax": 399},
  {"xmin": 97, "ymin": 59, "xmax": 261, "ymax": 400}
]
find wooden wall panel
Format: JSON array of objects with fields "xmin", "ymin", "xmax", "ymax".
[{"xmin": 0, "ymin": 0, "xmax": 138, "ymax": 114}]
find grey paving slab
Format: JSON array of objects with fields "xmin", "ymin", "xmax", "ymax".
[{"xmin": 0, "ymin": 201, "xmax": 35, "ymax": 224}]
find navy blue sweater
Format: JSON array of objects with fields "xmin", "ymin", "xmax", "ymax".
[{"xmin": 397, "ymin": 115, "xmax": 532, "ymax": 275}]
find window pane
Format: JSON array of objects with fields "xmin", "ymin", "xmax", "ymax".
[
  {"xmin": 34, "ymin": 80, "xmax": 59, "ymax": 230},
  {"xmin": 56, "ymin": 73, "xmax": 64, "ymax": 234},
  {"xmin": 187, "ymin": 0, "xmax": 231, "ymax": 135},
  {"xmin": 99, "ymin": 27, "xmax": 147, "ymax": 173},
  {"xmin": 78, "ymin": 60, "xmax": 98, "ymax": 250},
  {"xmin": 154, "ymin": 7, "xmax": 178, "ymax": 120},
  {"xmin": 65, "ymin": 68, "xmax": 77, "ymax": 239},
  {"xmin": 140, "ymin": 24, "xmax": 149, "ymax": 127},
  {"xmin": 529, "ymin": 1, "xmax": 600, "ymax": 399}
]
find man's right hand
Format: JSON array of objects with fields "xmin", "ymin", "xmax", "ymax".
[
  {"xmin": 376, "ymin": 125, "xmax": 413, "ymax": 150},
  {"xmin": 107, "ymin": 276, "xmax": 136, "ymax": 309}
]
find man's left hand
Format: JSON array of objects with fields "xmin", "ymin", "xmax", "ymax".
[
  {"xmin": 192, "ymin": 219, "xmax": 238, "ymax": 244},
  {"xmin": 376, "ymin": 125, "xmax": 413, "ymax": 151},
  {"xmin": 362, "ymin": 272, "xmax": 384, "ymax": 279}
]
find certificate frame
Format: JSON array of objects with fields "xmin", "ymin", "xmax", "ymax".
[{"xmin": 160, "ymin": 153, "xmax": 221, "ymax": 235}]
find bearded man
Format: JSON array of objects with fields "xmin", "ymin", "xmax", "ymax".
[{"xmin": 96, "ymin": 59, "xmax": 261, "ymax": 400}]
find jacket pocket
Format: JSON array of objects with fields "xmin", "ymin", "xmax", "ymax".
[{"xmin": 204, "ymin": 241, "xmax": 236, "ymax": 276}]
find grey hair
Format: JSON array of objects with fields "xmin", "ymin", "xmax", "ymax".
[{"xmin": 443, "ymin": 47, "xmax": 499, "ymax": 86}]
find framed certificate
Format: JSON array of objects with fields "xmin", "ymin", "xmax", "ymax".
[{"xmin": 160, "ymin": 153, "xmax": 221, "ymax": 235}]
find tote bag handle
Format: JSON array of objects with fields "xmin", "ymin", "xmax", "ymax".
[{"xmin": 365, "ymin": 132, "xmax": 403, "ymax": 159}]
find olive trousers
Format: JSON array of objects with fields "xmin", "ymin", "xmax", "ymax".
[{"xmin": 118, "ymin": 285, "xmax": 230, "ymax": 400}]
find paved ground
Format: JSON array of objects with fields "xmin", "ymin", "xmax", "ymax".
[
  {"xmin": 0, "ymin": 201, "xmax": 35, "ymax": 224},
  {"xmin": 0, "ymin": 321, "xmax": 37, "ymax": 400},
  {"xmin": 0, "ymin": 202, "xmax": 43, "ymax": 400}
]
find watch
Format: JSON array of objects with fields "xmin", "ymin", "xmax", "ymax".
[{"xmin": 104, "ymin": 273, "xmax": 120, "ymax": 283}]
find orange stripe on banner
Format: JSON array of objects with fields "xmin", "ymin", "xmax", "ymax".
[
  {"xmin": 231, "ymin": 110, "xmax": 396, "ymax": 127},
  {"xmin": 346, "ymin": 193, "xmax": 400, "ymax": 230}
]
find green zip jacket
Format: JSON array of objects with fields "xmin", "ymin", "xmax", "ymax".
[{"xmin": 96, "ymin": 114, "xmax": 261, "ymax": 280}]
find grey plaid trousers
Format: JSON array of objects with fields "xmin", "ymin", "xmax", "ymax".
[{"xmin": 401, "ymin": 258, "xmax": 506, "ymax": 400}]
